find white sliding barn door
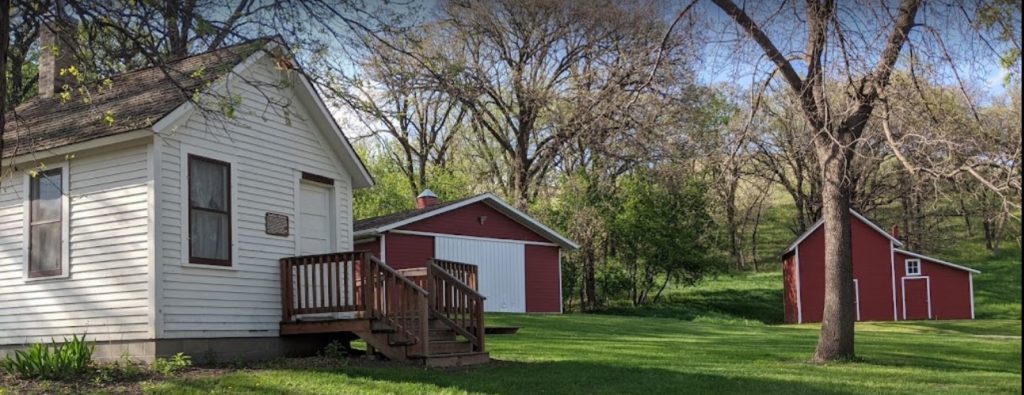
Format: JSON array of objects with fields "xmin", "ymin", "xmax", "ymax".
[{"xmin": 434, "ymin": 237, "xmax": 526, "ymax": 313}]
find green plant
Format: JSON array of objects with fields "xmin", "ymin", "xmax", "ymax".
[
  {"xmin": 153, "ymin": 353, "xmax": 192, "ymax": 375},
  {"xmin": 0, "ymin": 334, "xmax": 94, "ymax": 379},
  {"xmin": 320, "ymin": 340, "xmax": 349, "ymax": 360}
]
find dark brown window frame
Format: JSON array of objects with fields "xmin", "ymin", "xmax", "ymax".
[
  {"xmin": 187, "ymin": 154, "xmax": 233, "ymax": 267},
  {"xmin": 301, "ymin": 171, "xmax": 334, "ymax": 185},
  {"xmin": 28, "ymin": 168, "xmax": 64, "ymax": 278}
]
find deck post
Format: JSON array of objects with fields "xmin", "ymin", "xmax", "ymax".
[{"xmin": 362, "ymin": 252, "xmax": 373, "ymax": 318}]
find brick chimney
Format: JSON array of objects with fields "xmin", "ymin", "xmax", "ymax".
[
  {"xmin": 37, "ymin": 17, "xmax": 75, "ymax": 99},
  {"xmin": 891, "ymin": 224, "xmax": 899, "ymax": 239},
  {"xmin": 416, "ymin": 189, "xmax": 440, "ymax": 209}
]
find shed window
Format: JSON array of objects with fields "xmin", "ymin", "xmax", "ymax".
[
  {"xmin": 905, "ymin": 259, "xmax": 921, "ymax": 276},
  {"xmin": 188, "ymin": 155, "xmax": 231, "ymax": 266},
  {"xmin": 28, "ymin": 168, "xmax": 64, "ymax": 278}
]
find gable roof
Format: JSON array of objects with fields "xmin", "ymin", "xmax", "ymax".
[
  {"xmin": 2, "ymin": 39, "xmax": 263, "ymax": 159},
  {"xmin": 354, "ymin": 193, "xmax": 579, "ymax": 250},
  {"xmin": 894, "ymin": 249, "xmax": 980, "ymax": 274},
  {"xmin": 782, "ymin": 209, "xmax": 903, "ymax": 256},
  {"xmin": 3, "ymin": 38, "xmax": 374, "ymax": 188}
]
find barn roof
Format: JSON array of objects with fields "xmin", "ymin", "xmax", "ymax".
[
  {"xmin": 894, "ymin": 248, "xmax": 980, "ymax": 274},
  {"xmin": 354, "ymin": 193, "xmax": 579, "ymax": 250},
  {"xmin": 781, "ymin": 209, "xmax": 903, "ymax": 256},
  {"xmin": 2, "ymin": 39, "xmax": 264, "ymax": 159}
]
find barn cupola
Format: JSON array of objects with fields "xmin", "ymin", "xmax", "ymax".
[
  {"xmin": 891, "ymin": 224, "xmax": 899, "ymax": 239},
  {"xmin": 37, "ymin": 12, "xmax": 77, "ymax": 99},
  {"xmin": 416, "ymin": 189, "xmax": 440, "ymax": 209}
]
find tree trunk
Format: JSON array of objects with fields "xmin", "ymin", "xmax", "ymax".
[
  {"xmin": 581, "ymin": 252, "xmax": 598, "ymax": 311},
  {"xmin": 812, "ymin": 142, "xmax": 857, "ymax": 363}
]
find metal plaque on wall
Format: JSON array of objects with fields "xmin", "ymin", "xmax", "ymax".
[{"xmin": 265, "ymin": 212, "xmax": 289, "ymax": 236}]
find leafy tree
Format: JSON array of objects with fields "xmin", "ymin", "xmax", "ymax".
[{"xmin": 613, "ymin": 169, "xmax": 718, "ymax": 306}]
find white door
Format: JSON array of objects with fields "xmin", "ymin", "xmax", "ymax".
[
  {"xmin": 296, "ymin": 182, "xmax": 345, "ymax": 316},
  {"xmin": 434, "ymin": 237, "xmax": 526, "ymax": 313},
  {"xmin": 298, "ymin": 182, "xmax": 334, "ymax": 255}
]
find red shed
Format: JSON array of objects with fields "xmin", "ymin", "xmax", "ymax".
[
  {"xmin": 781, "ymin": 209, "xmax": 978, "ymax": 323},
  {"xmin": 354, "ymin": 190, "xmax": 578, "ymax": 313}
]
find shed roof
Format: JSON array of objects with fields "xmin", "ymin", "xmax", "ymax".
[{"xmin": 354, "ymin": 193, "xmax": 579, "ymax": 250}]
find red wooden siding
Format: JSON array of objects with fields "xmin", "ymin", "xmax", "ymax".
[
  {"xmin": 894, "ymin": 252, "xmax": 972, "ymax": 320},
  {"xmin": 399, "ymin": 202, "xmax": 549, "ymax": 242},
  {"xmin": 525, "ymin": 245, "xmax": 561, "ymax": 313},
  {"xmin": 355, "ymin": 238, "xmax": 380, "ymax": 258},
  {"xmin": 382, "ymin": 233, "xmax": 435, "ymax": 270},
  {"xmin": 796, "ymin": 215, "xmax": 896, "ymax": 322},
  {"xmin": 786, "ymin": 214, "xmax": 974, "ymax": 323}
]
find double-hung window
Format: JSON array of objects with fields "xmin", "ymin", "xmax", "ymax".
[
  {"xmin": 27, "ymin": 168, "xmax": 65, "ymax": 278},
  {"xmin": 188, "ymin": 155, "xmax": 232, "ymax": 266}
]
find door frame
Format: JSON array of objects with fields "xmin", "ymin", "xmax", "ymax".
[
  {"xmin": 294, "ymin": 178, "xmax": 337, "ymax": 256},
  {"xmin": 901, "ymin": 276, "xmax": 932, "ymax": 320},
  {"xmin": 853, "ymin": 279, "xmax": 861, "ymax": 321}
]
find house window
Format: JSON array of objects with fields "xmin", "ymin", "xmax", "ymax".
[
  {"xmin": 188, "ymin": 155, "xmax": 231, "ymax": 266},
  {"xmin": 28, "ymin": 168, "xmax": 64, "ymax": 278},
  {"xmin": 906, "ymin": 259, "xmax": 921, "ymax": 276}
]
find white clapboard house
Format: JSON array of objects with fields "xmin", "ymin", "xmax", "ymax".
[{"xmin": 1, "ymin": 34, "xmax": 494, "ymax": 366}]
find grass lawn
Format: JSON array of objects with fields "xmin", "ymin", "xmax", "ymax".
[
  {"xmin": 144, "ymin": 237, "xmax": 1020, "ymax": 394},
  {"xmin": 145, "ymin": 314, "xmax": 1020, "ymax": 394}
]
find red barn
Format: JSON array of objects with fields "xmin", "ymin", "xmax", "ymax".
[
  {"xmin": 781, "ymin": 209, "xmax": 978, "ymax": 323},
  {"xmin": 354, "ymin": 190, "xmax": 578, "ymax": 313}
]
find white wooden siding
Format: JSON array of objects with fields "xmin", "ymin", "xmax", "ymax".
[
  {"xmin": 0, "ymin": 143, "xmax": 152, "ymax": 345},
  {"xmin": 156, "ymin": 57, "xmax": 354, "ymax": 338}
]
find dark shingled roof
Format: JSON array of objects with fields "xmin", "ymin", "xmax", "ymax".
[
  {"xmin": 2, "ymin": 39, "xmax": 267, "ymax": 159},
  {"xmin": 354, "ymin": 194, "xmax": 485, "ymax": 233}
]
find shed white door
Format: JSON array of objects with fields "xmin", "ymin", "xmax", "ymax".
[
  {"xmin": 434, "ymin": 237, "xmax": 526, "ymax": 313},
  {"xmin": 298, "ymin": 182, "xmax": 334, "ymax": 255}
]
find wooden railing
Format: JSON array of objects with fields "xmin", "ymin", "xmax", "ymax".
[
  {"xmin": 433, "ymin": 259, "xmax": 479, "ymax": 291},
  {"xmin": 280, "ymin": 252, "xmax": 364, "ymax": 320},
  {"xmin": 427, "ymin": 259, "xmax": 486, "ymax": 352},
  {"xmin": 365, "ymin": 256, "xmax": 430, "ymax": 355},
  {"xmin": 281, "ymin": 253, "xmax": 485, "ymax": 356}
]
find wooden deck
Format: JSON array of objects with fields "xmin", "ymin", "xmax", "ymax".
[{"xmin": 279, "ymin": 252, "xmax": 488, "ymax": 367}]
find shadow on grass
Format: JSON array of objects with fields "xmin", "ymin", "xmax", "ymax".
[
  {"xmin": 155, "ymin": 360, "xmax": 856, "ymax": 395},
  {"xmin": 596, "ymin": 287, "xmax": 784, "ymax": 325}
]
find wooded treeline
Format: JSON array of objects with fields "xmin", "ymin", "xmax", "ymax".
[{"xmin": 2, "ymin": 0, "xmax": 1021, "ymax": 362}]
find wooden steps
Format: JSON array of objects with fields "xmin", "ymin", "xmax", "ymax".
[{"xmin": 279, "ymin": 252, "xmax": 488, "ymax": 367}]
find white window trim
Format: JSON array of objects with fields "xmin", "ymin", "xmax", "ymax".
[
  {"xmin": 905, "ymin": 258, "xmax": 921, "ymax": 276},
  {"xmin": 22, "ymin": 161, "xmax": 71, "ymax": 282},
  {"xmin": 179, "ymin": 145, "xmax": 239, "ymax": 270}
]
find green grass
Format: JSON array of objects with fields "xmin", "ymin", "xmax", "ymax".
[
  {"xmin": 141, "ymin": 204, "xmax": 1019, "ymax": 394},
  {"xmin": 146, "ymin": 314, "xmax": 1020, "ymax": 394}
]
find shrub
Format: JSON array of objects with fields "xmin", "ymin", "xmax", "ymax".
[
  {"xmin": 0, "ymin": 334, "xmax": 94, "ymax": 380},
  {"xmin": 152, "ymin": 353, "xmax": 192, "ymax": 375},
  {"xmin": 320, "ymin": 340, "xmax": 349, "ymax": 360}
]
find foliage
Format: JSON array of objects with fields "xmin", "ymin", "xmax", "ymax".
[
  {"xmin": 152, "ymin": 353, "xmax": 192, "ymax": 375},
  {"xmin": 0, "ymin": 334, "xmax": 93, "ymax": 379},
  {"xmin": 93, "ymin": 353, "xmax": 145, "ymax": 383},
  {"xmin": 611, "ymin": 169, "xmax": 720, "ymax": 305},
  {"xmin": 319, "ymin": 340, "xmax": 349, "ymax": 360}
]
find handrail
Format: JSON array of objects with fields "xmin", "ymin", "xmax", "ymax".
[
  {"xmin": 432, "ymin": 259, "xmax": 479, "ymax": 290},
  {"xmin": 427, "ymin": 259, "xmax": 486, "ymax": 353},
  {"xmin": 365, "ymin": 256, "xmax": 430, "ymax": 355}
]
